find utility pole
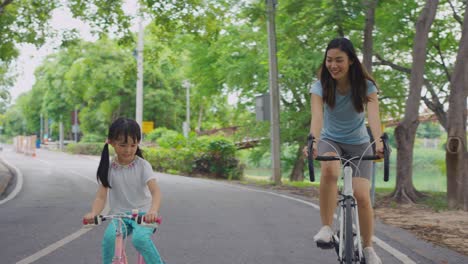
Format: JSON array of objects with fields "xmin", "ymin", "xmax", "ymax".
[
  {"xmin": 266, "ymin": 0, "xmax": 281, "ymax": 185},
  {"xmin": 183, "ymin": 80, "xmax": 191, "ymax": 138},
  {"xmin": 136, "ymin": 5, "xmax": 144, "ymax": 134},
  {"xmin": 59, "ymin": 115, "xmax": 64, "ymax": 151},
  {"xmin": 40, "ymin": 113, "xmax": 43, "ymax": 143}
]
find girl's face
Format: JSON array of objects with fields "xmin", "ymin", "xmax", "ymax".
[
  {"xmin": 325, "ymin": 48, "xmax": 353, "ymax": 83},
  {"xmin": 110, "ymin": 136, "xmax": 139, "ymax": 164}
]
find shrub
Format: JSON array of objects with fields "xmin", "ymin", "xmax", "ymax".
[
  {"xmin": 81, "ymin": 134, "xmax": 106, "ymax": 143},
  {"xmin": 192, "ymin": 137, "xmax": 243, "ymax": 180},
  {"xmin": 156, "ymin": 131, "xmax": 187, "ymax": 149},
  {"xmin": 143, "ymin": 147, "xmax": 195, "ymax": 174},
  {"xmin": 145, "ymin": 127, "xmax": 171, "ymax": 143},
  {"xmin": 66, "ymin": 142, "xmax": 113, "ymax": 156}
]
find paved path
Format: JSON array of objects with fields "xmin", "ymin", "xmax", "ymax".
[{"xmin": 1, "ymin": 146, "xmax": 467, "ymax": 264}]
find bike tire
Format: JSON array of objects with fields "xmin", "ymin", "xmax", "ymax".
[{"xmin": 344, "ymin": 199, "xmax": 354, "ymax": 264}]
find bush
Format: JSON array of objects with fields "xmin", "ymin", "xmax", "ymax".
[
  {"xmin": 145, "ymin": 128, "xmax": 171, "ymax": 143},
  {"xmin": 192, "ymin": 138, "xmax": 243, "ymax": 180},
  {"xmin": 81, "ymin": 134, "xmax": 106, "ymax": 143},
  {"xmin": 143, "ymin": 147, "xmax": 195, "ymax": 174},
  {"xmin": 143, "ymin": 136, "xmax": 244, "ymax": 180},
  {"xmin": 156, "ymin": 130, "xmax": 187, "ymax": 149},
  {"xmin": 66, "ymin": 142, "xmax": 113, "ymax": 156}
]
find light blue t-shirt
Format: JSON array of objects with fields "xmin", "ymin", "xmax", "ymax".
[
  {"xmin": 108, "ymin": 156, "xmax": 158, "ymax": 214},
  {"xmin": 309, "ymin": 80, "xmax": 378, "ymax": 144}
]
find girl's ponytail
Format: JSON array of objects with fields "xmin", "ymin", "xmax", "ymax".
[
  {"xmin": 136, "ymin": 147, "xmax": 144, "ymax": 159},
  {"xmin": 97, "ymin": 142, "xmax": 111, "ymax": 188}
]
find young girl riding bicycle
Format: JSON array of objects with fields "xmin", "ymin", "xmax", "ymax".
[{"xmin": 83, "ymin": 117, "xmax": 164, "ymax": 264}]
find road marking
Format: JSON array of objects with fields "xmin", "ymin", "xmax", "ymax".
[
  {"xmin": 223, "ymin": 183, "xmax": 416, "ymax": 264},
  {"xmin": 373, "ymin": 236, "xmax": 417, "ymax": 264},
  {"xmin": 0, "ymin": 157, "xmax": 24, "ymax": 205},
  {"xmin": 16, "ymin": 228, "xmax": 92, "ymax": 264}
]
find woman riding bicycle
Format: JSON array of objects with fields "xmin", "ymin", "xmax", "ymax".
[{"xmin": 304, "ymin": 37, "xmax": 384, "ymax": 264}]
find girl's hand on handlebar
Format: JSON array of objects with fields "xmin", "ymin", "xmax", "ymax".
[
  {"xmin": 83, "ymin": 212, "xmax": 96, "ymax": 225},
  {"xmin": 144, "ymin": 211, "xmax": 158, "ymax": 223}
]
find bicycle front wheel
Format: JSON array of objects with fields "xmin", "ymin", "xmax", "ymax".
[{"xmin": 344, "ymin": 198, "xmax": 354, "ymax": 264}]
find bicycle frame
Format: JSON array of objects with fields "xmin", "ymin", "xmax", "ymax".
[{"xmin": 307, "ymin": 134, "xmax": 390, "ymax": 264}]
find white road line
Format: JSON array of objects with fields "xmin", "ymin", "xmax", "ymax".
[
  {"xmin": 373, "ymin": 237, "xmax": 417, "ymax": 264},
  {"xmin": 16, "ymin": 228, "xmax": 92, "ymax": 264},
  {"xmin": 224, "ymin": 183, "xmax": 416, "ymax": 264},
  {"xmin": 0, "ymin": 157, "xmax": 23, "ymax": 205}
]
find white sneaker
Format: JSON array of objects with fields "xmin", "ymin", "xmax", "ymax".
[
  {"xmin": 364, "ymin": 247, "xmax": 382, "ymax": 264},
  {"xmin": 313, "ymin": 225, "xmax": 333, "ymax": 244}
]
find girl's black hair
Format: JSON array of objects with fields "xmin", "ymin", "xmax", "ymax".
[
  {"xmin": 319, "ymin": 37, "xmax": 377, "ymax": 112},
  {"xmin": 96, "ymin": 117, "xmax": 143, "ymax": 188}
]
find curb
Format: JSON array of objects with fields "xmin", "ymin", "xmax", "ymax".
[
  {"xmin": 0, "ymin": 157, "xmax": 13, "ymax": 197},
  {"xmin": 0, "ymin": 157, "xmax": 22, "ymax": 205}
]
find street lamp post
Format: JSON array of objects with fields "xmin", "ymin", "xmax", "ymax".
[{"xmin": 136, "ymin": 6, "xmax": 144, "ymax": 134}]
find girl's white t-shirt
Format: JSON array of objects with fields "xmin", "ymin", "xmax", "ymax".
[{"xmin": 108, "ymin": 156, "xmax": 158, "ymax": 214}]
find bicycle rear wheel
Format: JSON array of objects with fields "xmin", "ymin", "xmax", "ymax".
[{"xmin": 344, "ymin": 198, "xmax": 354, "ymax": 264}]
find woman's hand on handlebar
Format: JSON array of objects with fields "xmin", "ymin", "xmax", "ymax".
[
  {"xmin": 302, "ymin": 145, "xmax": 318, "ymax": 159},
  {"xmin": 375, "ymin": 138, "xmax": 384, "ymax": 158}
]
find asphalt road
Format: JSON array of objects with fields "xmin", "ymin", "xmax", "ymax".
[{"xmin": 1, "ymin": 146, "xmax": 467, "ymax": 264}]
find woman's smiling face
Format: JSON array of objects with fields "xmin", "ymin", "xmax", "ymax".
[{"xmin": 325, "ymin": 48, "xmax": 352, "ymax": 82}]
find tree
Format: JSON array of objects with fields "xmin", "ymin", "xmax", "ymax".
[
  {"xmin": 0, "ymin": 0, "xmax": 134, "ymax": 101},
  {"xmin": 446, "ymin": 2, "xmax": 468, "ymax": 210},
  {"xmin": 393, "ymin": 0, "xmax": 439, "ymax": 203}
]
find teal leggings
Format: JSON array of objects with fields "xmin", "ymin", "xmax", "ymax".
[{"xmin": 102, "ymin": 217, "xmax": 164, "ymax": 264}]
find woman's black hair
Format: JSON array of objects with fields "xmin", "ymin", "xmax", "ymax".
[
  {"xmin": 96, "ymin": 117, "xmax": 143, "ymax": 188},
  {"xmin": 319, "ymin": 37, "xmax": 377, "ymax": 112}
]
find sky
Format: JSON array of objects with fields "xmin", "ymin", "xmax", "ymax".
[{"xmin": 10, "ymin": 1, "xmax": 140, "ymax": 101}]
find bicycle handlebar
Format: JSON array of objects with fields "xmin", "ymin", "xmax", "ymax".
[
  {"xmin": 83, "ymin": 213, "xmax": 162, "ymax": 228},
  {"xmin": 307, "ymin": 133, "xmax": 391, "ymax": 182}
]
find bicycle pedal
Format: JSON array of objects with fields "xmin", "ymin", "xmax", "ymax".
[{"xmin": 316, "ymin": 241, "xmax": 334, "ymax": 249}]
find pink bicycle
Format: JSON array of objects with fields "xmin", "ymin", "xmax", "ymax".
[{"xmin": 83, "ymin": 210, "xmax": 164, "ymax": 264}]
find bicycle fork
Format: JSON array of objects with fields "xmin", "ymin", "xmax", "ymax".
[{"xmin": 113, "ymin": 222, "xmax": 128, "ymax": 264}]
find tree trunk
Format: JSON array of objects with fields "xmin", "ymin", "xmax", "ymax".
[
  {"xmin": 446, "ymin": 2, "xmax": 468, "ymax": 210},
  {"xmin": 196, "ymin": 103, "xmax": 203, "ymax": 132},
  {"xmin": 362, "ymin": 0, "xmax": 377, "ymax": 74},
  {"xmin": 464, "ymin": 152, "xmax": 468, "ymax": 211},
  {"xmin": 392, "ymin": 0, "xmax": 438, "ymax": 203},
  {"xmin": 290, "ymin": 143, "xmax": 305, "ymax": 182}
]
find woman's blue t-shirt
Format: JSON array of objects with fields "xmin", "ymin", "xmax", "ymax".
[{"xmin": 309, "ymin": 80, "xmax": 378, "ymax": 144}]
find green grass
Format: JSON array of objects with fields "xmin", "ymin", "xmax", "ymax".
[
  {"xmin": 242, "ymin": 175, "xmax": 448, "ymax": 211},
  {"xmin": 419, "ymin": 191, "xmax": 448, "ymax": 212}
]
